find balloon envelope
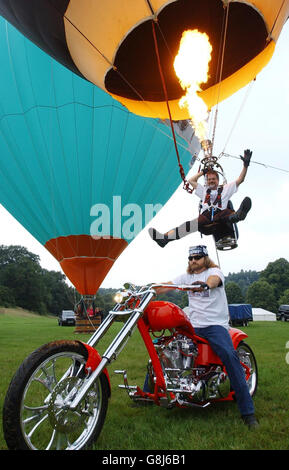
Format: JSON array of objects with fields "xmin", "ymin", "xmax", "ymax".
[
  {"xmin": 0, "ymin": 0, "xmax": 288, "ymax": 118},
  {"xmin": 0, "ymin": 18, "xmax": 196, "ymax": 294}
]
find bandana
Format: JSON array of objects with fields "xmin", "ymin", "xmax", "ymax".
[{"xmin": 188, "ymin": 245, "xmax": 208, "ymax": 257}]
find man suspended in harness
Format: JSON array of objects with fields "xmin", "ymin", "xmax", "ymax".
[{"xmin": 149, "ymin": 149, "xmax": 252, "ymax": 248}]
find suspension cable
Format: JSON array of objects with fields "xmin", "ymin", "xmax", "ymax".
[
  {"xmin": 268, "ymin": 0, "xmax": 287, "ymax": 41},
  {"xmin": 220, "ymin": 152, "xmax": 289, "ymax": 174},
  {"xmin": 220, "ymin": 79, "xmax": 255, "ymax": 155},
  {"xmin": 211, "ymin": 1, "xmax": 230, "ymax": 152}
]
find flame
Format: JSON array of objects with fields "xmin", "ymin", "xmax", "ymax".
[{"xmin": 174, "ymin": 30, "xmax": 212, "ymax": 141}]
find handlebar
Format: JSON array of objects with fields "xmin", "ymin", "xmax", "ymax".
[
  {"xmin": 113, "ymin": 283, "xmax": 208, "ymax": 308},
  {"xmin": 120, "ymin": 283, "xmax": 205, "ymax": 296},
  {"xmin": 150, "ymin": 283, "xmax": 203, "ymax": 291}
]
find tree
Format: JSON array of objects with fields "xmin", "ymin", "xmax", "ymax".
[
  {"xmin": 41, "ymin": 270, "xmax": 75, "ymax": 315},
  {"xmin": 278, "ymin": 288, "xmax": 289, "ymax": 307},
  {"xmin": 0, "ymin": 245, "xmax": 40, "ymax": 266},
  {"xmin": 0, "ymin": 250, "xmax": 47, "ymax": 314},
  {"xmin": 246, "ymin": 280, "xmax": 277, "ymax": 312},
  {"xmin": 260, "ymin": 258, "xmax": 289, "ymax": 301},
  {"xmin": 225, "ymin": 270, "xmax": 259, "ymax": 296},
  {"xmin": 225, "ymin": 282, "xmax": 245, "ymax": 304},
  {"xmin": 0, "ymin": 245, "xmax": 74, "ymax": 315},
  {"xmin": 0, "ymin": 285, "xmax": 15, "ymax": 307}
]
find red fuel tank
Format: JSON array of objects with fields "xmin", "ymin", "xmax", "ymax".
[{"xmin": 144, "ymin": 301, "xmax": 193, "ymax": 332}]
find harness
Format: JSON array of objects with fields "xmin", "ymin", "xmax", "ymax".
[
  {"xmin": 202, "ymin": 186, "xmax": 224, "ymax": 221},
  {"xmin": 204, "ymin": 186, "xmax": 223, "ymax": 208}
]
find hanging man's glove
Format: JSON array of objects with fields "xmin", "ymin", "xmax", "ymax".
[
  {"xmin": 241, "ymin": 149, "xmax": 252, "ymax": 168},
  {"xmin": 202, "ymin": 165, "xmax": 215, "ymax": 176}
]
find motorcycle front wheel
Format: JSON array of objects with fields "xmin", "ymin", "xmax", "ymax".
[{"xmin": 3, "ymin": 340, "xmax": 109, "ymax": 450}]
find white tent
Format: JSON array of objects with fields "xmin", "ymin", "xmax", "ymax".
[
  {"xmin": 183, "ymin": 307, "xmax": 276, "ymax": 321},
  {"xmin": 184, "ymin": 307, "xmax": 276, "ymax": 321},
  {"xmin": 252, "ymin": 308, "xmax": 276, "ymax": 321}
]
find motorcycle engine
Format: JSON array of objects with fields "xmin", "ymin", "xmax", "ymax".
[
  {"xmin": 154, "ymin": 335, "xmax": 230, "ymax": 403},
  {"xmin": 157, "ymin": 335, "xmax": 198, "ymax": 375}
]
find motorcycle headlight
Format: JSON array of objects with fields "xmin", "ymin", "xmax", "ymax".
[{"xmin": 114, "ymin": 291, "xmax": 127, "ymax": 304}]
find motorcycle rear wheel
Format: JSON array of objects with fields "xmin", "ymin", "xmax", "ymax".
[
  {"xmin": 3, "ymin": 340, "xmax": 109, "ymax": 450},
  {"xmin": 236, "ymin": 341, "xmax": 258, "ymax": 397}
]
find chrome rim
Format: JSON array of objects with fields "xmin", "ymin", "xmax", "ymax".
[
  {"xmin": 237, "ymin": 343, "xmax": 257, "ymax": 396},
  {"xmin": 20, "ymin": 352, "xmax": 102, "ymax": 450}
]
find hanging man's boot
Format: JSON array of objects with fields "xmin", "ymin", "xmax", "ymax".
[
  {"xmin": 229, "ymin": 197, "xmax": 252, "ymax": 223},
  {"xmin": 148, "ymin": 227, "xmax": 177, "ymax": 248},
  {"xmin": 148, "ymin": 219, "xmax": 199, "ymax": 248}
]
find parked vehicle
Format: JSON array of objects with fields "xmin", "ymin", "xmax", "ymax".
[
  {"xmin": 229, "ymin": 304, "xmax": 253, "ymax": 326},
  {"xmin": 276, "ymin": 305, "xmax": 289, "ymax": 322},
  {"xmin": 3, "ymin": 283, "xmax": 258, "ymax": 450},
  {"xmin": 58, "ymin": 310, "xmax": 76, "ymax": 326}
]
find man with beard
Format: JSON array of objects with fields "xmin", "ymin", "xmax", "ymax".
[
  {"xmin": 148, "ymin": 150, "xmax": 252, "ymax": 248},
  {"xmin": 155, "ymin": 245, "xmax": 258, "ymax": 428}
]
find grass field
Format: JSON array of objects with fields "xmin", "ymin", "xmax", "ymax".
[{"xmin": 0, "ymin": 307, "xmax": 289, "ymax": 450}]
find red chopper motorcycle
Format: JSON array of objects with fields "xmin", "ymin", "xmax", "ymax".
[{"xmin": 3, "ymin": 283, "xmax": 258, "ymax": 450}]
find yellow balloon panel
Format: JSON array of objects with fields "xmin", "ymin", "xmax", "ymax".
[
  {"xmin": 1, "ymin": 0, "xmax": 288, "ymax": 120},
  {"xmin": 65, "ymin": 0, "xmax": 150, "ymax": 89},
  {"xmin": 231, "ymin": 0, "xmax": 289, "ymax": 40},
  {"xmin": 63, "ymin": 0, "xmax": 288, "ymax": 119}
]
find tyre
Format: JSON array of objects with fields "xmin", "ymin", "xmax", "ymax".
[
  {"xmin": 3, "ymin": 340, "xmax": 109, "ymax": 450},
  {"xmin": 236, "ymin": 341, "xmax": 258, "ymax": 397}
]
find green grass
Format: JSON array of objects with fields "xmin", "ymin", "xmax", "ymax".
[{"xmin": 1, "ymin": 308, "xmax": 289, "ymax": 450}]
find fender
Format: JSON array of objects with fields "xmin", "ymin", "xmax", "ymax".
[
  {"xmin": 78, "ymin": 342, "xmax": 111, "ymax": 396},
  {"xmin": 229, "ymin": 327, "xmax": 248, "ymax": 348},
  {"xmin": 137, "ymin": 317, "xmax": 167, "ymax": 392}
]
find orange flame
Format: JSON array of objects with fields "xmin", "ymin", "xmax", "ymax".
[{"xmin": 174, "ymin": 30, "xmax": 212, "ymax": 141}]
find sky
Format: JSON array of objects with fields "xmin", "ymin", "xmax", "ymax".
[{"xmin": 1, "ymin": 20, "xmax": 289, "ymax": 290}]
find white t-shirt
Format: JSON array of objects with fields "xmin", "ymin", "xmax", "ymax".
[
  {"xmin": 173, "ymin": 268, "xmax": 229, "ymax": 329},
  {"xmin": 195, "ymin": 181, "xmax": 238, "ymax": 213}
]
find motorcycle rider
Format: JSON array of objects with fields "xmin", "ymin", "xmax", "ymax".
[
  {"xmin": 148, "ymin": 149, "xmax": 252, "ymax": 247},
  {"xmin": 156, "ymin": 244, "xmax": 259, "ymax": 429}
]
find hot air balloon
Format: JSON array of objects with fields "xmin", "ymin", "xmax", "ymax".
[
  {"xmin": 0, "ymin": 1, "xmax": 288, "ymax": 294},
  {"xmin": 0, "ymin": 0, "xmax": 288, "ymax": 120},
  {"xmin": 0, "ymin": 17, "xmax": 196, "ymax": 295}
]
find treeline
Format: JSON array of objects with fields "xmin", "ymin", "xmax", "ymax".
[
  {"xmin": 0, "ymin": 245, "xmax": 288, "ymax": 315},
  {"xmin": 225, "ymin": 258, "xmax": 289, "ymax": 312},
  {"xmin": 97, "ymin": 259, "xmax": 289, "ymax": 314},
  {"xmin": 0, "ymin": 245, "xmax": 75, "ymax": 315},
  {"xmin": 0, "ymin": 245, "xmax": 195, "ymax": 316}
]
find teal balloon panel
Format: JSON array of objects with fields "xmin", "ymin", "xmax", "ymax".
[
  {"xmin": 0, "ymin": 18, "xmax": 192, "ymax": 243},
  {"xmin": 0, "ymin": 18, "xmax": 194, "ymax": 293}
]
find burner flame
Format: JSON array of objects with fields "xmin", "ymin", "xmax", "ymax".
[{"xmin": 174, "ymin": 30, "xmax": 212, "ymax": 141}]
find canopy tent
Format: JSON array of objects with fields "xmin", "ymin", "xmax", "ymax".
[{"xmin": 252, "ymin": 308, "xmax": 276, "ymax": 321}]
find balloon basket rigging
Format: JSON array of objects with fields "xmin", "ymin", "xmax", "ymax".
[
  {"xmin": 74, "ymin": 295, "xmax": 102, "ymax": 334},
  {"xmin": 200, "ymin": 139, "xmax": 227, "ymax": 184}
]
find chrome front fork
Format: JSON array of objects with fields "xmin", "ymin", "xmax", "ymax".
[{"xmin": 67, "ymin": 292, "xmax": 154, "ymax": 410}]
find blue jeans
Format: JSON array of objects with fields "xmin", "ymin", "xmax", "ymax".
[{"xmin": 194, "ymin": 325, "xmax": 255, "ymax": 416}]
